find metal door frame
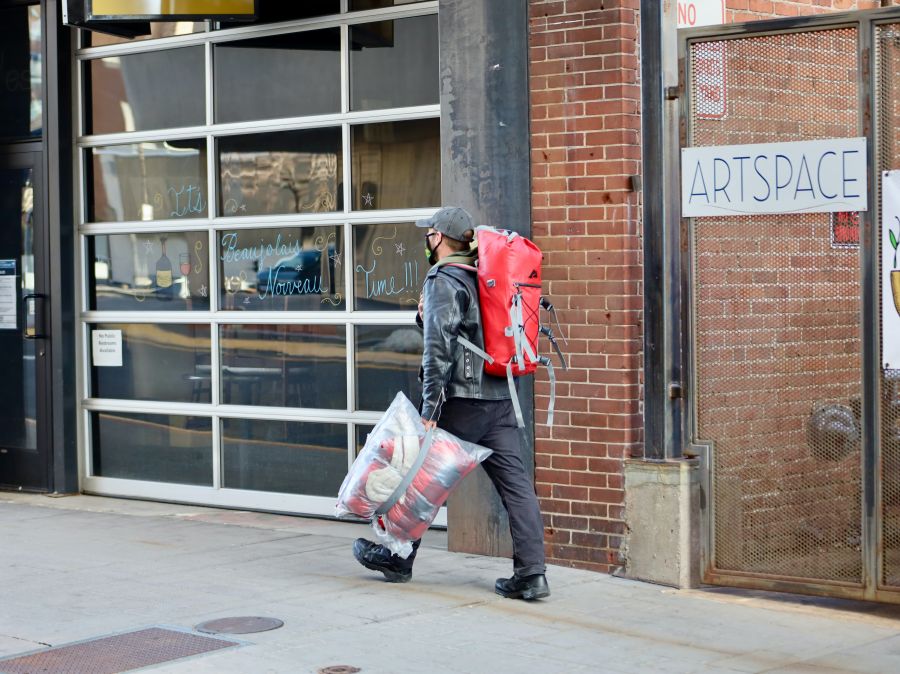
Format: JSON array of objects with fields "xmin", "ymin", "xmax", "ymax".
[
  {"xmin": 680, "ymin": 8, "xmax": 900, "ymax": 603},
  {"xmin": 0, "ymin": 146, "xmax": 52, "ymax": 491}
]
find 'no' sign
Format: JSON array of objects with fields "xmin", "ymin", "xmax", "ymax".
[{"xmin": 677, "ymin": 0, "xmax": 725, "ymax": 28}]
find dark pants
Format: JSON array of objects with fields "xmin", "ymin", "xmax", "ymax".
[{"xmin": 398, "ymin": 397, "xmax": 547, "ymax": 577}]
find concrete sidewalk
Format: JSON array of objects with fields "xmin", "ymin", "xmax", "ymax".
[{"xmin": 2, "ymin": 494, "xmax": 900, "ymax": 674}]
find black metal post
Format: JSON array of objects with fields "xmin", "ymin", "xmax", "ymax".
[
  {"xmin": 641, "ymin": 0, "xmax": 667, "ymax": 460},
  {"xmin": 45, "ymin": 0, "xmax": 78, "ymax": 493}
]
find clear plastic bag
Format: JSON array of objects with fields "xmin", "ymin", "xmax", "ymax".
[{"xmin": 335, "ymin": 392, "xmax": 493, "ymax": 557}]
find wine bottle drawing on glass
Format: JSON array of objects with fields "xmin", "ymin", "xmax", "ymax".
[{"xmin": 155, "ymin": 235, "xmax": 174, "ymax": 301}]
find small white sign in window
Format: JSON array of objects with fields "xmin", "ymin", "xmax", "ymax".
[
  {"xmin": 0, "ymin": 260, "xmax": 17, "ymax": 330},
  {"xmin": 92, "ymin": 329, "xmax": 123, "ymax": 367}
]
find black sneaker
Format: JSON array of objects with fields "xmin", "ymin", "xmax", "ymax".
[
  {"xmin": 352, "ymin": 538, "xmax": 412, "ymax": 583},
  {"xmin": 495, "ymin": 573, "xmax": 550, "ymax": 600}
]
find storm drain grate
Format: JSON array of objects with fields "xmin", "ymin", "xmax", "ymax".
[{"xmin": 0, "ymin": 627, "xmax": 239, "ymax": 674}]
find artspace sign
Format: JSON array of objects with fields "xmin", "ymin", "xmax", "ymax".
[{"xmin": 681, "ymin": 137, "xmax": 868, "ymax": 217}]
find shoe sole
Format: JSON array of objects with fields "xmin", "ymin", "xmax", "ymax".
[
  {"xmin": 354, "ymin": 553, "xmax": 412, "ymax": 583},
  {"xmin": 495, "ymin": 586, "xmax": 550, "ymax": 600}
]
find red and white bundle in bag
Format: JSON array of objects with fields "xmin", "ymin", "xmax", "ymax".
[{"xmin": 335, "ymin": 392, "xmax": 492, "ymax": 557}]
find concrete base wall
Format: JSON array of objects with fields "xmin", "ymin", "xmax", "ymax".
[{"xmin": 623, "ymin": 459, "xmax": 701, "ymax": 588}]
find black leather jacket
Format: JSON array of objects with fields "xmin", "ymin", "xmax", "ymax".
[{"xmin": 419, "ymin": 255, "xmax": 510, "ymax": 421}]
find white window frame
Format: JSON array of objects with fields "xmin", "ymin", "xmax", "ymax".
[{"xmin": 73, "ymin": 1, "xmax": 445, "ymax": 523}]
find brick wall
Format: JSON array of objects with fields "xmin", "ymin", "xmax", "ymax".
[
  {"xmin": 727, "ymin": 0, "xmax": 882, "ymax": 23},
  {"xmin": 527, "ymin": 0, "xmax": 893, "ymax": 575},
  {"xmin": 528, "ymin": 0, "xmax": 642, "ymax": 573}
]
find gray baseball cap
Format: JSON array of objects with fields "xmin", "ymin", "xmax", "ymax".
[{"xmin": 415, "ymin": 206, "xmax": 475, "ymax": 242}]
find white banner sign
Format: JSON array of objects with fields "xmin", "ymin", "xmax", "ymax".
[
  {"xmin": 681, "ymin": 137, "xmax": 868, "ymax": 217},
  {"xmin": 677, "ymin": 0, "xmax": 725, "ymax": 28},
  {"xmin": 882, "ymin": 171, "xmax": 900, "ymax": 371}
]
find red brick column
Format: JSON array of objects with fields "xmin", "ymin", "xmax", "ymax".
[{"xmin": 528, "ymin": 0, "xmax": 643, "ymax": 573}]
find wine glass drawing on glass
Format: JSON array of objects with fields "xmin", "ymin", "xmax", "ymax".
[{"xmin": 179, "ymin": 253, "xmax": 191, "ymax": 299}]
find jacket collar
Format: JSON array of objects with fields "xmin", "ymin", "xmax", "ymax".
[{"xmin": 432, "ymin": 247, "xmax": 477, "ymax": 270}]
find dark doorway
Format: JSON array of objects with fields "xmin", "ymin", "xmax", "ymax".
[
  {"xmin": 0, "ymin": 150, "xmax": 50, "ymax": 490},
  {"xmin": 0, "ymin": 1, "xmax": 50, "ymax": 490}
]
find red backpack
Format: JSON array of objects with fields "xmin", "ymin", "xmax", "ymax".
[{"xmin": 450, "ymin": 226, "xmax": 567, "ymax": 426}]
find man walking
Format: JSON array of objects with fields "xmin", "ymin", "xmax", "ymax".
[{"xmin": 352, "ymin": 206, "xmax": 549, "ymax": 601}]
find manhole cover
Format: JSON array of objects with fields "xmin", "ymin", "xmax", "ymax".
[
  {"xmin": 195, "ymin": 616, "xmax": 283, "ymax": 635},
  {"xmin": 0, "ymin": 627, "xmax": 238, "ymax": 674},
  {"xmin": 318, "ymin": 667, "xmax": 361, "ymax": 674}
]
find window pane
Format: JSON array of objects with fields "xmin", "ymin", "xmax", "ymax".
[
  {"xmin": 219, "ymin": 128, "xmax": 342, "ymax": 216},
  {"xmin": 87, "ymin": 139, "xmax": 208, "ymax": 222},
  {"xmin": 89, "ymin": 232, "xmax": 211, "ymax": 311},
  {"xmin": 218, "ymin": 226, "xmax": 345, "ymax": 310},
  {"xmin": 355, "ymin": 325, "xmax": 421, "ymax": 412},
  {"xmin": 353, "ymin": 222, "xmax": 424, "ymax": 310},
  {"xmin": 350, "ymin": 0, "xmax": 430, "ymax": 9},
  {"xmin": 351, "ymin": 119, "xmax": 440, "ymax": 210},
  {"xmin": 355, "ymin": 424, "xmax": 374, "ymax": 457},
  {"xmin": 86, "ymin": 22, "xmax": 205, "ymax": 47},
  {"xmin": 222, "ymin": 418, "xmax": 347, "ymax": 496},
  {"xmin": 214, "ymin": 30, "xmax": 340, "ymax": 124},
  {"xmin": 90, "ymin": 324, "xmax": 211, "ymax": 403},
  {"xmin": 220, "ymin": 324, "xmax": 347, "ymax": 409},
  {"xmin": 350, "ymin": 15, "xmax": 438, "ymax": 112},
  {"xmin": 218, "ymin": 2, "xmax": 340, "ymax": 28},
  {"xmin": 86, "ymin": 48, "xmax": 205, "ymax": 135},
  {"xmin": 91, "ymin": 411, "xmax": 212, "ymax": 485},
  {"xmin": 0, "ymin": 5, "xmax": 41, "ymax": 140}
]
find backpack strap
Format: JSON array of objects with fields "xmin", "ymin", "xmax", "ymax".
[
  {"xmin": 441, "ymin": 262, "xmax": 477, "ymax": 273},
  {"xmin": 505, "ymin": 362, "xmax": 526, "ymax": 428},
  {"xmin": 540, "ymin": 356, "xmax": 556, "ymax": 426},
  {"xmin": 435, "ymin": 262, "xmax": 495, "ymax": 365},
  {"xmin": 457, "ymin": 336, "xmax": 493, "ymax": 364},
  {"xmin": 507, "ymin": 291, "xmax": 539, "ymax": 372}
]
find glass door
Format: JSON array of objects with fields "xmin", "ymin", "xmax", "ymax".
[{"xmin": 0, "ymin": 151, "xmax": 49, "ymax": 490}]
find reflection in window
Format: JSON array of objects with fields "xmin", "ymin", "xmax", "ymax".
[
  {"xmin": 0, "ymin": 4, "xmax": 42, "ymax": 139},
  {"xmin": 89, "ymin": 232, "xmax": 210, "ymax": 311},
  {"xmin": 222, "ymin": 418, "xmax": 347, "ymax": 496},
  {"xmin": 353, "ymin": 222, "xmax": 423, "ymax": 310},
  {"xmin": 218, "ymin": 128, "xmax": 342, "ymax": 216},
  {"xmin": 218, "ymin": 2, "xmax": 340, "ymax": 28},
  {"xmin": 0, "ymin": 168, "xmax": 36, "ymax": 453},
  {"xmin": 214, "ymin": 29, "xmax": 340, "ymax": 123},
  {"xmin": 351, "ymin": 119, "xmax": 440, "ymax": 210},
  {"xmin": 87, "ymin": 139, "xmax": 207, "ymax": 222},
  {"xmin": 86, "ymin": 48, "xmax": 205, "ymax": 135},
  {"xmin": 220, "ymin": 324, "xmax": 347, "ymax": 409},
  {"xmin": 218, "ymin": 226, "xmax": 344, "ymax": 310},
  {"xmin": 350, "ymin": 15, "xmax": 438, "ymax": 111},
  {"xmin": 91, "ymin": 411, "xmax": 212, "ymax": 485},
  {"xmin": 350, "ymin": 0, "xmax": 429, "ymax": 9},
  {"xmin": 86, "ymin": 22, "xmax": 205, "ymax": 47},
  {"xmin": 355, "ymin": 424, "xmax": 375, "ymax": 457},
  {"xmin": 90, "ymin": 324, "xmax": 211, "ymax": 403},
  {"xmin": 355, "ymin": 325, "xmax": 422, "ymax": 411}
]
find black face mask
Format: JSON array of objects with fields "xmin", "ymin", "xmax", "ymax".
[{"xmin": 425, "ymin": 232, "xmax": 440, "ymax": 265}]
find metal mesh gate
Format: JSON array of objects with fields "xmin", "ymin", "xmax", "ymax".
[
  {"xmin": 688, "ymin": 28, "xmax": 865, "ymax": 587},
  {"xmin": 876, "ymin": 24, "xmax": 900, "ymax": 590}
]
